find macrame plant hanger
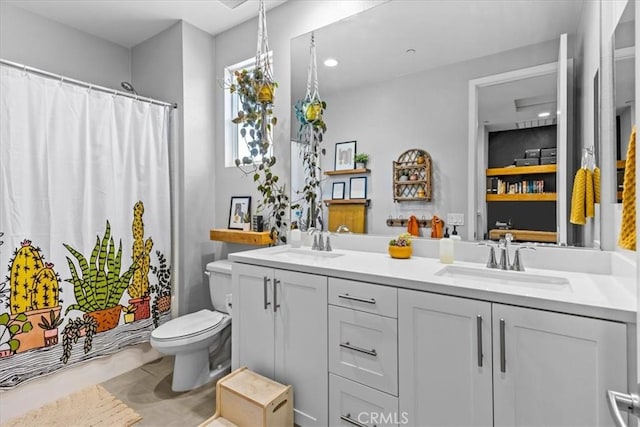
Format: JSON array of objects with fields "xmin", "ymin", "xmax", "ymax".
[{"xmin": 255, "ymin": 0, "xmax": 274, "ymax": 105}]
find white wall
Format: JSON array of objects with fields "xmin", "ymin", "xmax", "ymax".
[
  {"xmin": 0, "ymin": 2, "xmax": 130, "ymax": 90},
  {"xmin": 320, "ymin": 39, "xmax": 561, "ymax": 235},
  {"xmin": 212, "ymin": 0, "xmax": 385, "ymax": 259}
]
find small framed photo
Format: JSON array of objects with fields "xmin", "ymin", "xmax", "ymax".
[
  {"xmin": 334, "ymin": 140, "xmax": 357, "ymax": 171},
  {"xmin": 350, "ymin": 177, "xmax": 367, "ymax": 199},
  {"xmin": 332, "ymin": 182, "xmax": 345, "ymax": 199},
  {"xmin": 228, "ymin": 196, "xmax": 251, "ymax": 230}
]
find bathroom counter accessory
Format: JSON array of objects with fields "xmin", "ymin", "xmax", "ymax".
[{"xmin": 210, "ymin": 229, "xmax": 274, "ymax": 246}]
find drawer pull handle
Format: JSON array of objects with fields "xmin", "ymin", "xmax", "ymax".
[
  {"xmin": 338, "ymin": 293, "xmax": 376, "ymax": 305},
  {"xmin": 273, "ymin": 278, "xmax": 280, "ymax": 313},
  {"xmin": 263, "ymin": 277, "xmax": 271, "ymax": 310},
  {"xmin": 340, "ymin": 341, "xmax": 377, "ymax": 357},
  {"xmin": 499, "ymin": 318, "xmax": 506, "ymax": 373},
  {"xmin": 477, "ymin": 315, "xmax": 483, "ymax": 367},
  {"xmin": 341, "ymin": 413, "xmax": 370, "ymax": 427}
]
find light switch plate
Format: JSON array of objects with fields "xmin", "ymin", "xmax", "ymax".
[{"xmin": 447, "ymin": 213, "xmax": 464, "ymax": 226}]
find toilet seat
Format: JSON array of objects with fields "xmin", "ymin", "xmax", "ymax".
[{"xmin": 151, "ymin": 309, "xmax": 228, "ymax": 342}]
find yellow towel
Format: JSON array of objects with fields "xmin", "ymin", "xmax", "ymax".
[
  {"xmin": 618, "ymin": 126, "xmax": 636, "ymax": 250},
  {"xmin": 585, "ymin": 168, "xmax": 594, "ymax": 218},
  {"xmin": 570, "ymin": 168, "xmax": 586, "ymax": 225},
  {"xmin": 593, "ymin": 167, "xmax": 601, "ymax": 204}
]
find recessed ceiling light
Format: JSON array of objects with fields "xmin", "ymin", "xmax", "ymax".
[
  {"xmin": 538, "ymin": 112, "xmax": 551, "ymax": 118},
  {"xmin": 324, "ymin": 58, "xmax": 338, "ymax": 67}
]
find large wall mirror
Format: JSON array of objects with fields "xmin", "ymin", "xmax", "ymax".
[
  {"xmin": 614, "ymin": 1, "xmax": 636, "ymax": 201},
  {"xmin": 290, "ymin": 0, "xmax": 605, "ymax": 248}
]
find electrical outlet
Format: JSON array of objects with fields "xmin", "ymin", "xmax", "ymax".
[{"xmin": 447, "ymin": 213, "xmax": 464, "ymax": 226}]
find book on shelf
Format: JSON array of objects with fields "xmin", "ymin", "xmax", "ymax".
[{"xmin": 494, "ymin": 178, "xmax": 545, "ymax": 195}]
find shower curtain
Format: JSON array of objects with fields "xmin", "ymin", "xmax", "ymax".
[{"xmin": 0, "ymin": 65, "xmax": 172, "ymax": 389}]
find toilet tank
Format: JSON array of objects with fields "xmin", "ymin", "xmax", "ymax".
[{"xmin": 206, "ymin": 260, "xmax": 233, "ymax": 314}]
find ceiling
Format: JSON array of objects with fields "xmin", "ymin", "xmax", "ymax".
[
  {"xmin": 291, "ymin": 0, "xmax": 584, "ymax": 130},
  {"xmin": 5, "ymin": 0, "xmax": 288, "ymax": 48}
]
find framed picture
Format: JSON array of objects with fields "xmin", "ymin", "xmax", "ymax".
[
  {"xmin": 332, "ymin": 182, "xmax": 345, "ymax": 199},
  {"xmin": 228, "ymin": 196, "xmax": 251, "ymax": 230},
  {"xmin": 350, "ymin": 177, "xmax": 367, "ymax": 199},
  {"xmin": 334, "ymin": 141, "xmax": 357, "ymax": 171}
]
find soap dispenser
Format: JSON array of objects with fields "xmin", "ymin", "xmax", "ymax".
[
  {"xmin": 450, "ymin": 225, "xmax": 462, "ymax": 241},
  {"xmin": 439, "ymin": 227, "xmax": 454, "ymax": 264}
]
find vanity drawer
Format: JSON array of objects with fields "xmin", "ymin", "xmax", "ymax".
[
  {"xmin": 328, "ymin": 278, "xmax": 397, "ymax": 318},
  {"xmin": 330, "ymin": 373, "xmax": 399, "ymax": 427},
  {"xmin": 329, "ymin": 306, "xmax": 398, "ymax": 395}
]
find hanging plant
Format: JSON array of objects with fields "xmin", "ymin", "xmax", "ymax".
[
  {"xmin": 227, "ymin": 0, "xmax": 289, "ymax": 244},
  {"xmin": 292, "ymin": 33, "xmax": 328, "ymax": 230}
]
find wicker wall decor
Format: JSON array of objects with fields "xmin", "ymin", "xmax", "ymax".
[{"xmin": 392, "ymin": 149, "xmax": 432, "ymax": 202}]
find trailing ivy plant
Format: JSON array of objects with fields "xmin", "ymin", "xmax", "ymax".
[
  {"xmin": 229, "ymin": 68, "xmax": 289, "ymax": 243},
  {"xmin": 293, "ymin": 98, "xmax": 327, "ymax": 230}
]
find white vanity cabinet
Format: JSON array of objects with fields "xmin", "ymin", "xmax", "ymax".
[
  {"xmin": 232, "ymin": 263, "xmax": 328, "ymax": 427},
  {"xmin": 492, "ymin": 303, "xmax": 627, "ymax": 427},
  {"xmin": 399, "ymin": 289, "xmax": 628, "ymax": 427},
  {"xmin": 328, "ymin": 278, "xmax": 400, "ymax": 427},
  {"xmin": 398, "ymin": 290, "xmax": 493, "ymax": 426}
]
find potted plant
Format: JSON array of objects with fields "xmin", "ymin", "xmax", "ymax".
[
  {"xmin": 388, "ymin": 233, "xmax": 413, "ymax": 259},
  {"xmin": 122, "ymin": 305, "xmax": 136, "ymax": 324},
  {"xmin": 60, "ymin": 316, "xmax": 98, "ymax": 364},
  {"xmin": 150, "ymin": 250, "xmax": 172, "ymax": 328},
  {"xmin": 355, "ymin": 153, "xmax": 369, "ymax": 169},
  {"xmin": 0, "ymin": 312, "xmax": 32, "ymax": 357},
  {"xmin": 37, "ymin": 309, "xmax": 63, "ymax": 346},
  {"xmin": 64, "ymin": 221, "xmax": 137, "ymax": 333},
  {"xmin": 128, "ymin": 201, "xmax": 153, "ymax": 321}
]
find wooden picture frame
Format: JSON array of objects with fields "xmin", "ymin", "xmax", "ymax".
[
  {"xmin": 334, "ymin": 140, "xmax": 357, "ymax": 171},
  {"xmin": 332, "ymin": 182, "xmax": 345, "ymax": 199},
  {"xmin": 228, "ymin": 196, "xmax": 251, "ymax": 229},
  {"xmin": 350, "ymin": 177, "xmax": 367, "ymax": 199}
]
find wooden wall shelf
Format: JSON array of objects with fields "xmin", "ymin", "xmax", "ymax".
[
  {"xmin": 324, "ymin": 168, "xmax": 370, "ymax": 176},
  {"xmin": 486, "ymin": 164, "xmax": 557, "ymax": 176},
  {"xmin": 489, "ymin": 229, "xmax": 557, "ymax": 243},
  {"xmin": 210, "ymin": 229, "xmax": 273, "ymax": 245},
  {"xmin": 323, "ymin": 199, "xmax": 370, "ymax": 206},
  {"xmin": 486, "ymin": 193, "xmax": 557, "ymax": 202}
]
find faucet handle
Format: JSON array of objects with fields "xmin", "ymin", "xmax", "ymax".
[
  {"xmin": 504, "ymin": 233, "xmax": 513, "ymax": 244},
  {"xmin": 325, "ymin": 235, "xmax": 332, "ymax": 252},
  {"xmin": 510, "ymin": 246, "xmax": 535, "ymax": 271},
  {"xmin": 317, "ymin": 233, "xmax": 325, "ymax": 251},
  {"xmin": 478, "ymin": 241, "xmax": 498, "ymax": 269}
]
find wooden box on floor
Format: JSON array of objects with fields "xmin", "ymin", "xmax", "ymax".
[{"xmin": 199, "ymin": 367, "xmax": 293, "ymax": 427}]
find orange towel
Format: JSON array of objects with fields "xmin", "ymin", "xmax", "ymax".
[
  {"xmin": 407, "ymin": 215, "xmax": 420, "ymax": 237},
  {"xmin": 431, "ymin": 215, "xmax": 443, "ymax": 238},
  {"xmin": 618, "ymin": 126, "xmax": 636, "ymax": 250}
]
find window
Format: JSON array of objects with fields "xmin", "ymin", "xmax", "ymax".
[{"xmin": 224, "ymin": 54, "xmax": 273, "ymax": 167}]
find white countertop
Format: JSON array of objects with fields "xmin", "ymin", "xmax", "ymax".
[{"xmin": 229, "ymin": 245, "xmax": 637, "ymax": 323}]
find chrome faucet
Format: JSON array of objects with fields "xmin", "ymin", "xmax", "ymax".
[
  {"xmin": 497, "ymin": 233, "xmax": 513, "ymax": 270},
  {"xmin": 510, "ymin": 246, "xmax": 536, "ymax": 271}
]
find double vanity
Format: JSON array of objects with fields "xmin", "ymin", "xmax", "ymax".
[{"xmin": 229, "ymin": 239, "xmax": 636, "ymax": 426}]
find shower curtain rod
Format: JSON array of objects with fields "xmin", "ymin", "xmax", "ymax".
[{"xmin": 0, "ymin": 58, "xmax": 178, "ymax": 109}]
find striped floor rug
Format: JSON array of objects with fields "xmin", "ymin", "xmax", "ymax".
[{"xmin": 2, "ymin": 384, "xmax": 142, "ymax": 427}]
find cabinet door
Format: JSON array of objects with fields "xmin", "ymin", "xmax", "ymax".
[
  {"xmin": 232, "ymin": 263, "xmax": 275, "ymax": 377},
  {"xmin": 274, "ymin": 269, "xmax": 327, "ymax": 427},
  {"xmin": 398, "ymin": 290, "xmax": 493, "ymax": 427},
  {"xmin": 492, "ymin": 304, "xmax": 627, "ymax": 427}
]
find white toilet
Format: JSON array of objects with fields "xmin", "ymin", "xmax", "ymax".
[{"xmin": 150, "ymin": 260, "xmax": 233, "ymax": 392}]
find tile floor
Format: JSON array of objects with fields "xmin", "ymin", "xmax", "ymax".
[{"xmin": 101, "ymin": 356, "xmax": 217, "ymax": 426}]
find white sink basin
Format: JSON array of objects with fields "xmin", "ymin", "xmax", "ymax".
[
  {"xmin": 271, "ymin": 248, "xmax": 344, "ymax": 261},
  {"xmin": 435, "ymin": 265, "xmax": 570, "ymax": 288}
]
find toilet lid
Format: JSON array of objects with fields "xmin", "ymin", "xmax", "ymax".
[{"xmin": 152, "ymin": 309, "xmax": 225, "ymax": 341}]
